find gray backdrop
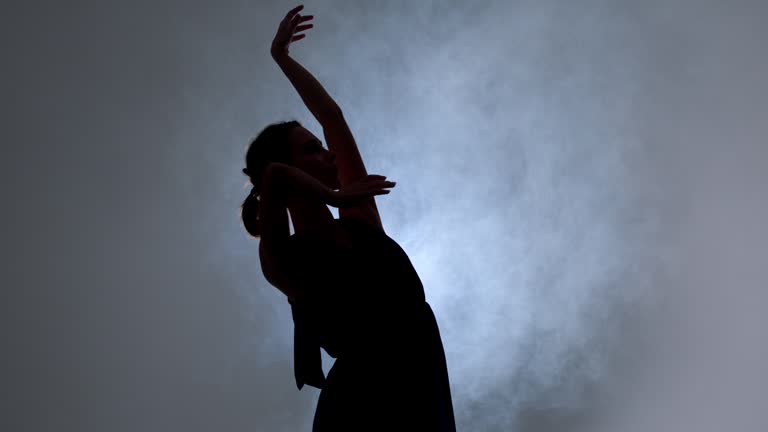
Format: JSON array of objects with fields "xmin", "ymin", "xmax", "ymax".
[{"xmin": 3, "ymin": 0, "xmax": 767, "ymax": 430}]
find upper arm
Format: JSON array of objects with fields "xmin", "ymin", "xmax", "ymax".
[
  {"xmin": 321, "ymin": 109, "xmax": 386, "ymax": 235},
  {"xmin": 258, "ymin": 165, "xmax": 300, "ymax": 300}
]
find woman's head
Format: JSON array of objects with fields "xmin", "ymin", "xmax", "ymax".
[{"xmin": 240, "ymin": 120, "xmax": 339, "ymax": 237}]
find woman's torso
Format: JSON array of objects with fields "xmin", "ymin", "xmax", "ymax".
[{"xmin": 289, "ymin": 217, "xmax": 426, "ymax": 355}]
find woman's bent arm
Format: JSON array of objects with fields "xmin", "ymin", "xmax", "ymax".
[
  {"xmin": 258, "ymin": 164, "xmax": 301, "ymax": 301},
  {"xmin": 258, "ymin": 163, "xmax": 336, "ymax": 301}
]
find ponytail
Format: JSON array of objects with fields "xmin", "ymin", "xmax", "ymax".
[{"xmin": 241, "ymin": 186, "xmax": 261, "ymax": 237}]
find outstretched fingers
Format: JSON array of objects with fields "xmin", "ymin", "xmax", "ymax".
[
  {"xmin": 284, "ymin": 4, "xmax": 304, "ymax": 22},
  {"xmin": 291, "ymin": 15, "xmax": 313, "ymax": 30},
  {"xmin": 289, "ymin": 14, "xmax": 313, "ymax": 43}
]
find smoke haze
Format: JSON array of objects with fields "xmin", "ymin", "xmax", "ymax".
[{"xmin": 3, "ymin": 0, "xmax": 766, "ymax": 430}]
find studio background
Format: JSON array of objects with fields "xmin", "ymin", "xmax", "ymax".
[{"xmin": 3, "ymin": 0, "xmax": 766, "ymax": 431}]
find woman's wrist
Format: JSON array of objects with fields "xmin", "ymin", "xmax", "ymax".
[{"xmin": 271, "ymin": 46, "xmax": 289, "ymax": 62}]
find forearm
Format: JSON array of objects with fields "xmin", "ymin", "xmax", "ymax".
[
  {"xmin": 273, "ymin": 53, "xmax": 341, "ymax": 123},
  {"xmin": 265, "ymin": 162, "xmax": 333, "ymax": 206}
]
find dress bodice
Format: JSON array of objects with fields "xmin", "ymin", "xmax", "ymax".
[
  {"xmin": 287, "ymin": 217, "xmax": 426, "ymax": 390},
  {"xmin": 288, "ymin": 217, "xmax": 425, "ymax": 306}
]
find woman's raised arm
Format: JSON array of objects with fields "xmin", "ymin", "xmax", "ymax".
[
  {"xmin": 269, "ymin": 6, "xmax": 387, "ymax": 232},
  {"xmin": 271, "ymin": 5, "xmax": 340, "ymax": 125}
]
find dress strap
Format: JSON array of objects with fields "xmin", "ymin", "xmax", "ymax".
[{"xmin": 290, "ymin": 301, "xmax": 326, "ymax": 390}]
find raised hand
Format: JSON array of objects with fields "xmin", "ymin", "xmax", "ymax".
[{"xmin": 271, "ymin": 5, "xmax": 314, "ymax": 59}]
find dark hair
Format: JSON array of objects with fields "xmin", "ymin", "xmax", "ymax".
[{"xmin": 241, "ymin": 120, "xmax": 301, "ymax": 237}]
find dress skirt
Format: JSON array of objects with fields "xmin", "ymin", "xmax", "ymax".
[{"xmin": 311, "ymin": 301, "xmax": 455, "ymax": 432}]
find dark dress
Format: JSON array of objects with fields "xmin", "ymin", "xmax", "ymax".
[{"xmin": 287, "ymin": 217, "xmax": 456, "ymax": 431}]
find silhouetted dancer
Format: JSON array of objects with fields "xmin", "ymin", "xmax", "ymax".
[{"xmin": 239, "ymin": 5, "xmax": 456, "ymax": 431}]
